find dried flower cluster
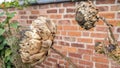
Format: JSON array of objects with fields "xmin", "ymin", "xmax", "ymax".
[
  {"xmin": 75, "ymin": 1, "xmax": 99, "ymax": 30},
  {"xmin": 19, "ymin": 17, "xmax": 56, "ymax": 64}
]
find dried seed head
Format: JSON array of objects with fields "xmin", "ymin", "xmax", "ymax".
[
  {"xmin": 75, "ymin": 1, "xmax": 99, "ymax": 30},
  {"xmin": 19, "ymin": 16, "xmax": 56, "ymax": 64}
]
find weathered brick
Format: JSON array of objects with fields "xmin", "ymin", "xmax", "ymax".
[
  {"xmin": 29, "ymin": 16, "xmax": 37, "ymax": 19},
  {"xmin": 50, "ymin": 3, "xmax": 61, "ymax": 8},
  {"xmin": 97, "ymin": 6, "xmax": 109, "ymax": 11},
  {"xmin": 68, "ymin": 31, "xmax": 81, "ymax": 36},
  {"xmin": 118, "ymin": 0, "xmax": 120, "ymax": 3},
  {"xmin": 79, "ymin": 60, "xmax": 93, "ymax": 67},
  {"xmin": 66, "ymin": 8, "xmax": 75, "ymax": 13},
  {"xmin": 95, "ymin": 63, "xmax": 109, "ymax": 68},
  {"xmin": 78, "ymin": 38, "xmax": 93, "ymax": 43},
  {"xmin": 39, "ymin": 5, "xmax": 49, "ymax": 9},
  {"xmin": 96, "ymin": 0, "xmax": 115, "ymax": 4},
  {"xmin": 71, "ymin": 43, "xmax": 84, "ymax": 48},
  {"xmin": 18, "ymin": 11, "xmax": 26, "ymax": 15},
  {"xmin": 59, "ymin": 9, "xmax": 64, "ymax": 13},
  {"xmin": 78, "ymin": 49, "xmax": 93, "ymax": 55},
  {"xmin": 91, "ymin": 33, "xmax": 107, "ymax": 38},
  {"xmin": 117, "ymin": 28, "xmax": 120, "ymax": 33},
  {"xmin": 64, "ymin": 14, "xmax": 75, "ymax": 18},
  {"xmin": 31, "ymin": 10, "xmax": 39, "ymax": 14},
  {"xmin": 92, "ymin": 56, "xmax": 109, "ymax": 63},
  {"xmin": 50, "ymin": 15, "xmax": 61, "ymax": 19},
  {"xmin": 47, "ymin": 58, "xmax": 57, "ymax": 62},
  {"xmin": 63, "ymin": 26, "xmax": 78, "ymax": 30},
  {"xmin": 96, "ymin": 26, "xmax": 107, "ymax": 32},
  {"xmin": 57, "ymin": 26, "xmax": 62, "ymax": 30},
  {"xmin": 63, "ymin": 37, "xmax": 76, "ymax": 42},
  {"xmin": 27, "ymin": 20, "xmax": 32, "ymax": 24},
  {"xmin": 99, "ymin": 12, "xmax": 115, "ymax": 19},
  {"xmin": 62, "ymin": 46, "xmax": 77, "ymax": 53},
  {"xmin": 111, "ymin": 5, "xmax": 120, "ymax": 11},
  {"xmin": 58, "ymin": 20, "xmax": 71, "ymax": 25},
  {"xmin": 20, "ymin": 16, "xmax": 28, "ymax": 19},
  {"xmin": 69, "ymin": 53, "xmax": 81, "ymax": 58},
  {"xmin": 63, "ymin": 2, "xmax": 75, "ymax": 7},
  {"xmin": 83, "ymin": 55, "xmax": 91, "ymax": 61},
  {"xmin": 47, "ymin": 9, "xmax": 57, "ymax": 13},
  {"xmin": 117, "ymin": 13, "xmax": 120, "ymax": 19}
]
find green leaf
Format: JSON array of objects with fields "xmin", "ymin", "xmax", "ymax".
[
  {"xmin": 10, "ymin": 22, "xmax": 18, "ymax": 29},
  {"xmin": 0, "ymin": 28, "xmax": 5, "ymax": 35},
  {"xmin": 0, "ymin": 12, "xmax": 4, "ymax": 17},
  {"xmin": 5, "ymin": 48, "xmax": 12, "ymax": 57},
  {"xmin": 6, "ymin": 12, "xmax": 16, "ymax": 18},
  {"xmin": 0, "ymin": 40, "xmax": 7, "ymax": 50}
]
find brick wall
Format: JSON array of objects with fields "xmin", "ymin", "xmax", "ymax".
[{"xmin": 1, "ymin": 0, "xmax": 120, "ymax": 68}]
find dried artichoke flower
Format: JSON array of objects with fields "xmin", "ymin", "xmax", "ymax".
[
  {"xmin": 19, "ymin": 16, "xmax": 56, "ymax": 65},
  {"xmin": 75, "ymin": 1, "xmax": 99, "ymax": 30}
]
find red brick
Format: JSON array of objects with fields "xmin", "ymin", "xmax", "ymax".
[
  {"xmin": 96, "ymin": 0, "xmax": 115, "ymax": 4},
  {"xmin": 78, "ymin": 49, "xmax": 93, "ymax": 55},
  {"xmin": 96, "ymin": 26, "xmax": 107, "ymax": 32},
  {"xmin": 47, "ymin": 9, "xmax": 57, "ymax": 13},
  {"xmin": 63, "ymin": 2, "xmax": 75, "ymax": 7},
  {"xmin": 79, "ymin": 60, "xmax": 93, "ymax": 67},
  {"xmin": 44, "ymin": 61, "xmax": 52, "ymax": 66},
  {"xmin": 59, "ymin": 9, "xmax": 64, "ymax": 13},
  {"xmin": 68, "ymin": 31, "xmax": 81, "ymax": 36},
  {"xmin": 117, "ymin": 13, "xmax": 120, "ymax": 19},
  {"xmin": 39, "ymin": 5, "xmax": 49, "ymax": 9},
  {"xmin": 61, "ymin": 31, "xmax": 66, "ymax": 35},
  {"xmin": 92, "ymin": 56, "xmax": 109, "ymax": 63},
  {"xmin": 95, "ymin": 63, "xmax": 109, "ymax": 68},
  {"xmin": 50, "ymin": 3, "xmax": 61, "ymax": 8},
  {"xmin": 62, "ymin": 46, "xmax": 77, "ymax": 53},
  {"xmin": 69, "ymin": 53, "xmax": 81, "ymax": 58},
  {"xmin": 50, "ymin": 15, "xmax": 61, "ymax": 19},
  {"xmin": 18, "ymin": 11, "xmax": 26, "ymax": 14},
  {"xmin": 63, "ymin": 37, "xmax": 76, "ymax": 42},
  {"xmin": 47, "ymin": 58, "xmax": 57, "ymax": 62},
  {"xmin": 78, "ymin": 38, "xmax": 93, "ymax": 43},
  {"xmin": 108, "ymin": 20, "xmax": 118, "ymax": 26},
  {"xmin": 91, "ymin": 33, "xmax": 107, "ymax": 38},
  {"xmin": 66, "ymin": 8, "xmax": 75, "ymax": 13},
  {"xmin": 96, "ymin": 20, "xmax": 104, "ymax": 25},
  {"xmin": 57, "ymin": 26, "xmax": 62, "ymax": 30},
  {"xmin": 97, "ymin": 6, "xmax": 109, "ymax": 11},
  {"xmin": 83, "ymin": 55, "xmax": 91, "ymax": 61},
  {"xmin": 118, "ymin": 0, "xmax": 120, "ymax": 3},
  {"xmin": 20, "ymin": 16, "xmax": 28, "ymax": 19},
  {"xmin": 71, "ymin": 43, "xmax": 84, "ymax": 48},
  {"xmin": 99, "ymin": 12, "xmax": 115, "ymax": 19},
  {"xmin": 63, "ymin": 26, "xmax": 78, "ymax": 30},
  {"xmin": 117, "ymin": 28, "xmax": 120, "ymax": 33},
  {"xmin": 72, "ymin": 20, "xmax": 78, "ymax": 25},
  {"xmin": 58, "ymin": 41, "xmax": 70, "ymax": 46},
  {"xmin": 29, "ymin": 16, "xmax": 37, "ymax": 19},
  {"xmin": 27, "ymin": 20, "xmax": 32, "ymax": 24},
  {"xmin": 31, "ymin": 10, "xmax": 39, "ymax": 14},
  {"xmin": 111, "ymin": 5, "xmax": 120, "ymax": 11},
  {"xmin": 64, "ymin": 14, "xmax": 75, "ymax": 18},
  {"xmin": 82, "ymin": 31, "xmax": 90, "ymax": 37},
  {"xmin": 58, "ymin": 20, "xmax": 71, "ymax": 25}
]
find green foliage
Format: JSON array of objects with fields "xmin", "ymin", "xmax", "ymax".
[{"xmin": 0, "ymin": 0, "xmax": 30, "ymax": 68}]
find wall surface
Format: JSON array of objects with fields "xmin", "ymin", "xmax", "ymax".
[{"xmin": 1, "ymin": 0, "xmax": 120, "ymax": 68}]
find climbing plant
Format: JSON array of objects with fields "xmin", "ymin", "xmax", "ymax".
[{"xmin": 0, "ymin": 0, "xmax": 31, "ymax": 68}]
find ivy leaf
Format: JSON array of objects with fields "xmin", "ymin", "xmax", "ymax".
[
  {"xmin": 0, "ymin": 28, "xmax": 5, "ymax": 36},
  {"xmin": 0, "ymin": 12, "xmax": 4, "ymax": 17},
  {"xmin": 5, "ymin": 48, "xmax": 12, "ymax": 57},
  {"xmin": 10, "ymin": 22, "xmax": 18, "ymax": 29}
]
